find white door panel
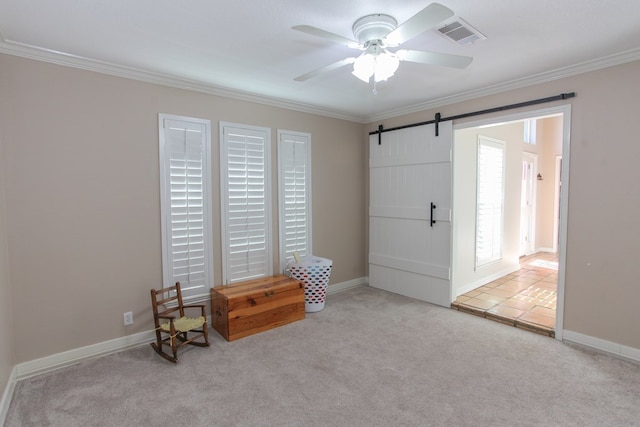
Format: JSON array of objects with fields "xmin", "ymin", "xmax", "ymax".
[
  {"xmin": 369, "ymin": 254, "xmax": 449, "ymax": 280},
  {"xmin": 369, "ymin": 265, "xmax": 451, "ymax": 306},
  {"xmin": 369, "ymin": 163, "xmax": 451, "ymax": 211},
  {"xmin": 369, "ymin": 122, "xmax": 453, "ymax": 306},
  {"xmin": 369, "ymin": 206, "xmax": 450, "ymax": 222},
  {"xmin": 369, "ymin": 217, "xmax": 434, "ymax": 264},
  {"xmin": 369, "ymin": 217, "xmax": 450, "ymax": 273},
  {"xmin": 370, "ymin": 125, "xmax": 451, "ymax": 163}
]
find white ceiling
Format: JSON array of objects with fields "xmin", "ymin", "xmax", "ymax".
[{"xmin": 1, "ymin": 0, "xmax": 639, "ymax": 122}]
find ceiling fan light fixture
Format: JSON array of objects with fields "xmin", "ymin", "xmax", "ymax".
[
  {"xmin": 374, "ymin": 51, "xmax": 399, "ymax": 82},
  {"xmin": 352, "ymin": 50, "xmax": 399, "ymax": 84},
  {"xmin": 352, "ymin": 53, "xmax": 375, "ymax": 82}
]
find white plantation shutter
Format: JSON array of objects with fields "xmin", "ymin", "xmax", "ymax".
[
  {"xmin": 475, "ymin": 136, "xmax": 505, "ymax": 268},
  {"xmin": 159, "ymin": 115, "xmax": 213, "ymax": 300},
  {"xmin": 278, "ymin": 130, "xmax": 312, "ymax": 272},
  {"xmin": 220, "ymin": 123, "xmax": 272, "ymax": 284}
]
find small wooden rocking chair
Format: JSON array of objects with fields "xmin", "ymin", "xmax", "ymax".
[{"xmin": 150, "ymin": 282, "xmax": 210, "ymax": 363}]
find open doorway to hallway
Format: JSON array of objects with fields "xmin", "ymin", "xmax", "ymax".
[{"xmin": 451, "ymin": 108, "xmax": 567, "ymax": 337}]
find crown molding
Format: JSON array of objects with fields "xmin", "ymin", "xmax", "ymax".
[
  {"xmin": 2, "ymin": 35, "xmax": 639, "ymax": 126},
  {"xmin": 365, "ymin": 47, "xmax": 640, "ymax": 123},
  {"xmin": 0, "ymin": 39, "xmax": 367, "ymax": 124}
]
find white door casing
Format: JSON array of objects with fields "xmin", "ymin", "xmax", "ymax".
[{"xmin": 369, "ymin": 122, "xmax": 453, "ymax": 307}]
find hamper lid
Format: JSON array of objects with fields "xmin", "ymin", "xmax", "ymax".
[{"xmin": 287, "ymin": 254, "xmax": 332, "ymax": 268}]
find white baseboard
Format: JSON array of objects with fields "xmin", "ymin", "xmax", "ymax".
[
  {"xmin": 455, "ymin": 265, "xmax": 521, "ymax": 297},
  {"xmin": 327, "ymin": 276, "xmax": 367, "ymax": 294},
  {"xmin": 536, "ymin": 247, "xmax": 556, "ymax": 254},
  {"xmin": 15, "ymin": 330, "xmax": 155, "ymax": 381},
  {"xmin": 0, "ymin": 366, "xmax": 17, "ymax": 426},
  {"xmin": 11, "ymin": 277, "xmax": 367, "ymax": 383},
  {"xmin": 563, "ymin": 330, "xmax": 640, "ymax": 364}
]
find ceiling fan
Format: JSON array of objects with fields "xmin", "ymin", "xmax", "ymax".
[{"xmin": 292, "ymin": 2, "xmax": 473, "ymax": 87}]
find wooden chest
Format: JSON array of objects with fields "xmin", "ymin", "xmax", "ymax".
[{"xmin": 211, "ymin": 275, "xmax": 305, "ymax": 341}]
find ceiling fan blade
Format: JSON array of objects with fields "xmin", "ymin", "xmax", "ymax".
[
  {"xmin": 384, "ymin": 3, "xmax": 454, "ymax": 46},
  {"xmin": 396, "ymin": 49, "xmax": 473, "ymax": 69},
  {"xmin": 294, "ymin": 57, "xmax": 357, "ymax": 81},
  {"xmin": 292, "ymin": 25, "xmax": 360, "ymax": 48}
]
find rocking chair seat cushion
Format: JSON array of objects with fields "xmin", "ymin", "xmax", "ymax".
[{"xmin": 160, "ymin": 316, "xmax": 205, "ymax": 333}]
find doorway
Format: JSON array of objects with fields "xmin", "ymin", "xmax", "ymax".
[{"xmin": 450, "ymin": 105, "xmax": 570, "ymax": 340}]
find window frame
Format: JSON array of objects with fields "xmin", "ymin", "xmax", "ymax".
[
  {"xmin": 219, "ymin": 121, "xmax": 273, "ymax": 284},
  {"xmin": 158, "ymin": 114, "xmax": 213, "ymax": 302},
  {"xmin": 524, "ymin": 118, "xmax": 537, "ymax": 145},
  {"xmin": 277, "ymin": 129, "xmax": 312, "ymax": 273},
  {"xmin": 475, "ymin": 135, "xmax": 505, "ymax": 269}
]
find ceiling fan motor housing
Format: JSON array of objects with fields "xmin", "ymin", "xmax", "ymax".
[{"xmin": 352, "ymin": 14, "xmax": 397, "ymax": 44}]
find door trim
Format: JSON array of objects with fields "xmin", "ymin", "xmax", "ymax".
[{"xmin": 553, "ymin": 155, "xmax": 563, "ymax": 253}]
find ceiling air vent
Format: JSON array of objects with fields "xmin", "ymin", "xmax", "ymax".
[{"xmin": 437, "ymin": 18, "xmax": 485, "ymax": 45}]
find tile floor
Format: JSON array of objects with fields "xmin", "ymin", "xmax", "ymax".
[{"xmin": 451, "ymin": 252, "xmax": 558, "ymax": 337}]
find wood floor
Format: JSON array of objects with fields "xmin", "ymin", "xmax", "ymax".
[{"xmin": 451, "ymin": 252, "xmax": 558, "ymax": 337}]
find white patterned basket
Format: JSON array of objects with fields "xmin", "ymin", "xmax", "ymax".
[{"xmin": 287, "ymin": 255, "xmax": 333, "ymax": 312}]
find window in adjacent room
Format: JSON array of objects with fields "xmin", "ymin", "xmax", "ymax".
[
  {"xmin": 220, "ymin": 122, "xmax": 272, "ymax": 284},
  {"xmin": 523, "ymin": 118, "xmax": 537, "ymax": 145},
  {"xmin": 277, "ymin": 130, "xmax": 312, "ymax": 272},
  {"xmin": 158, "ymin": 114, "xmax": 213, "ymax": 301},
  {"xmin": 475, "ymin": 136, "xmax": 505, "ymax": 268}
]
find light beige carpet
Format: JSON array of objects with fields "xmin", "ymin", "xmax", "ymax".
[{"xmin": 6, "ymin": 286, "xmax": 640, "ymax": 426}]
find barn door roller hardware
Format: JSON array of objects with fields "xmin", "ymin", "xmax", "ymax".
[{"xmin": 370, "ymin": 92, "xmax": 576, "ymax": 139}]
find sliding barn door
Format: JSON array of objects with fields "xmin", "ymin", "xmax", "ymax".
[{"xmin": 369, "ymin": 122, "xmax": 452, "ymax": 307}]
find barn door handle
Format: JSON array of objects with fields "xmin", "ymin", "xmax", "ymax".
[{"xmin": 430, "ymin": 202, "xmax": 436, "ymax": 227}]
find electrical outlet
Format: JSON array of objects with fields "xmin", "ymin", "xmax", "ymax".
[{"xmin": 123, "ymin": 311, "xmax": 133, "ymax": 326}]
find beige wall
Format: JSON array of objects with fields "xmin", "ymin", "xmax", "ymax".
[
  {"xmin": 0, "ymin": 54, "xmax": 367, "ymax": 363},
  {"xmin": 534, "ymin": 116, "xmax": 563, "ymax": 250},
  {"xmin": 368, "ymin": 59, "xmax": 640, "ymax": 350},
  {"xmin": 2, "ymin": 51, "xmax": 640, "ymax": 381},
  {"xmin": 0, "ymin": 113, "xmax": 15, "ymax": 403}
]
